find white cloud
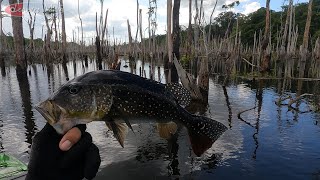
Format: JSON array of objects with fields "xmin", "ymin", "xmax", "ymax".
[{"xmin": 242, "ymin": 2, "xmax": 261, "ymax": 15}]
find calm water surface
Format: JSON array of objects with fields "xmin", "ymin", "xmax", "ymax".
[{"xmin": 0, "ymin": 59, "xmax": 319, "ymax": 180}]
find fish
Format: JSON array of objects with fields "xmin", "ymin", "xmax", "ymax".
[{"xmin": 35, "ymin": 70, "xmax": 227, "ymax": 156}]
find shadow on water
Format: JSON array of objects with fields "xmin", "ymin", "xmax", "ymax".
[
  {"xmin": 0, "ymin": 111, "xmax": 4, "ymax": 152},
  {"xmin": 222, "ymin": 86, "xmax": 233, "ymax": 129},
  {"xmin": 16, "ymin": 68, "xmax": 37, "ymax": 145},
  {"xmin": 167, "ymin": 130, "xmax": 180, "ymax": 177},
  {"xmin": 73, "ymin": 61, "xmax": 77, "ymax": 77},
  {"xmin": 0, "ymin": 57, "xmax": 5, "ymax": 77},
  {"xmin": 46, "ymin": 63, "xmax": 54, "ymax": 94},
  {"xmin": 31, "ymin": 65, "xmax": 42, "ymax": 102},
  {"xmin": 62, "ymin": 62, "xmax": 69, "ymax": 81},
  {"xmin": 251, "ymin": 80, "xmax": 263, "ymax": 159}
]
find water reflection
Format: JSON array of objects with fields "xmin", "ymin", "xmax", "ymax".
[
  {"xmin": 0, "ymin": 111, "xmax": 4, "ymax": 152},
  {"xmin": 0, "ymin": 58, "xmax": 5, "ymax": 77},
  {"xmin": 73, "ymin": 61, "xmax": 77, "ymax": 77},
  {"xmin": 62, "ymin": 62, "xmax": 69, "ymax": 81},
  {"xmin": 222, "ymin": 86, "xmax": 233, "ymax": 128},
  {"xmin": 252, "ymin": 80, "xmax": 263, "ymax": 159},
  {"xmin": 167, "ymin": 131, "xmax": 180, "ymax": 176},
  {"xmin": 46, "ymin": 63, "xmax": 54, "ymax": 94},
  {"xmin": 0, "ymin": 59, "xmax": 319, "ymax": 179},
  {"xmin": 16, "ymin": 69, "xmax": 37, "ymax": 145}
]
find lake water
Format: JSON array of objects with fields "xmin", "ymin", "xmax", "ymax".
[{"xmin": 0, "ymin": 59, "xmax": 319, "ymax": 180}]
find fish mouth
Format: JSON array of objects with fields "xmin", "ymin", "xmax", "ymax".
[
  {"xmin": 35, "ymin": 100, "xmax": 69, "ymax": 134},
  {"xmin": 35, "ymin": 100, "xmax": 91, "ymax": 134},
  {"xmin": 35, "ymin": 100, "xmax": 57, "ymax": 124}
]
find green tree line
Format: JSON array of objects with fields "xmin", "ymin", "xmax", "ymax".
[{"xmin": 151, "ymin": 0, "xmax": 320, "ymax": 49}]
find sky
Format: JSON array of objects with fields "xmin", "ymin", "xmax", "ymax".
[{"xmin": 0, "ymin": 0, "xmax": 309, "ymax": 44}]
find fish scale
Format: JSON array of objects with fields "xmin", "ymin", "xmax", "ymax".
[{"xmin": 110, "ymin": 84, "xmax": 180, "ymax": 121}]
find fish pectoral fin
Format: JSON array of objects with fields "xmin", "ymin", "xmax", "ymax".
[
  {"xmin": 124, "ymin": 118, "xmax": 135, "ymax": 134},
  {"xmin": 106, "ymin": 118, "xmax": 134, "ymax": 134},
  {"xmin": 105, "ymin": 121, "xmax": 128, "ymax": 147},
  {"xmin": 157, "ymin": 122, "xmax": 178, "ymax": 139}
]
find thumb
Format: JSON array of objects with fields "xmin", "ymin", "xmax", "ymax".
[{"xmin": 59, "ymin": 127, "xmax": 82, "ymax": 151}]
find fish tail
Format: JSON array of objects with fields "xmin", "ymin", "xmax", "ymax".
[{"xmin": 184, "ymin": 115, "xmax": 227, "ymax": 156}]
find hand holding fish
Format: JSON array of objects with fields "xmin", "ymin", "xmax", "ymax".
[
  {"xmin": 59, "ymin": 125, "xmax": 82, "ymax": 151},
  {"xmin": 26, "ymin": 123, "xmax": 101, "ymax": 180}
]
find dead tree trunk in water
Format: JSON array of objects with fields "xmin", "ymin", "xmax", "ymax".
[
  {"xmin": 198, "ymin": 0, "xmax": 210, "ymax": 102},
  {"xmin": 299, "ymin": 0, "xmax": 313, "ymax": 78},
  {"xmin": 135, "ymin": 0, "xmax": 139, "ymax": 51},
  {"xmin": 167, "ymin": 0, "xmax": 173, "ymax": 83},
  {"xmin": 173, "ymin": 57, "xmax": 202, "ymax": 100},
  {"xmin": 53, "ymin": 12, "xmax": 58, "ymax": 52},
  {"xmin": 0, "ymin": 4, "xmax": 5, "ymax": 78},
  {"xmin": 42, "ymin": 0, "xmax": 51, "ymax": 62},
  {"xmin": 139, "ymin": 9, "xmax": 145, "ymax": 58},
  {"xmin": 313, "ymin": 38, "xmax": 320, "ymax": 78},
  {"xmin": 94, "ymin": 1, "xmax": 108, "ymax": 69},
  {"xmin": 9, "ymin": 0, "xmax": 26, "ymax": 71},
  {"xmin": 60, "ymin": 0, "xmax": 67, "ymax": 63},
  {"xmin": 100, "ymin": 9, "xmax": 108, "ymax": 57},
  {"xmin": 127, "ymin": 19, "xmax": 134, "ymax": 61},
  {"xmin": 0, "ymin": 0, "xmax": 3, "ymax": 36},
  {"xmin": 95, "ymin": 36, "xmax": 102, "ymax": 70},
  {"xmin": 96, "ymin": 12, "xmax": 102, "ymax": 70},
  {"xmin": 27, "ymin": 0, "xmax": 36, "ymax": 64},
  {"xmin": 278, "ymin": 0, "xmax": 292, "ymax": 78},
  {"xmin": 194, "ymin": 0, "xmax": 199, "ymax": 54},
  {"xmin": 302, "ymin": 0, "xmax": 313, "ymax": 49},
  {"xmin": 260, "ymin": 0, "xmax": 271, "ymax": 73},
  {"xmin": 148, "ymin": 1, "xmax": 152, "ymax": 55},
  {"xmin": 78, "ymin": 0, "xmax": 84, "ymax": 56},
  {"xmin": 187, "ymin": 0, "xmax": 192, "ymax": 60},
  {"xmin": 285, "ymin": 0, "xmax": 294, "ymax": 78},
  {"xmin": 171, "ymin": 0, "xmax": 181, "ymax": 83},
  {"xmin": 208, "ymin": 0, "xmax": 218, "ymax": 43}
]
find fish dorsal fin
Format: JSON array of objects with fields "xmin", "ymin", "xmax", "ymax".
[
  {"xmin": 156, "ymin": 122, "xmax": 178, "ymax": 139},
  {"xmin": 105, "ymin": 121, "xmax": 128, "ymax": 147},
  {"xmin": 165, "ymin": 83, "xmax": 191, "ymax": 107}
]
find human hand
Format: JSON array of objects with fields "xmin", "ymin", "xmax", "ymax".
[
  {"xmin": 59, "ymin": 125, "xmax": 83, "ymax": 151},
  {"xmin": 26, "ymin": 123, "xmax": 101, "ymax": 180}
]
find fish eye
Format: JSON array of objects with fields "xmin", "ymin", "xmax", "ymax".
[{"xmin": 69, "ymin": 85, "xmax": 80, "ymax": 94}]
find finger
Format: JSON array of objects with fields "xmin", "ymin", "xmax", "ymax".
[
  {"xmin": 84, "ymin": 144, "xmax": 101, "ymax": 180},
  {"xmin": 59, "ymin": 127, "xmax": 82, "ymax": 151},
  {"xmin": 60, "ymin": 132, "xmax": 93, "ymax": 168}
]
